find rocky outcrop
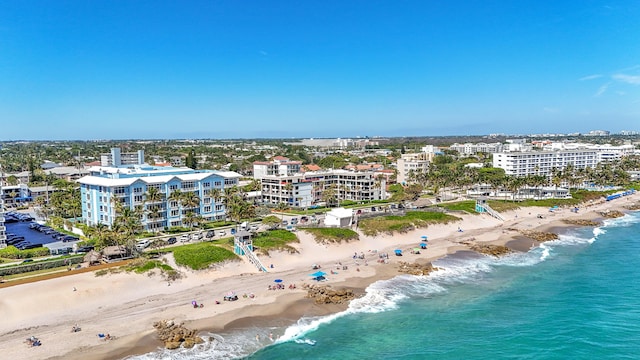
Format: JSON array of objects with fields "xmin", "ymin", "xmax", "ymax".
[
  {"xmin": 153, "ymin": 320, "xmax": 204, "ymax": 350},
  {"xmin": 469, "ymin": 243, "xmax": 512, "ymax": 257},
  {"xmin": 517, "ymin": 230, "xmax": 559, "ymax": 242},
  {"xmin": 563, "ymin": 219, "xmax": 601, "ymax": 227},
  {"xmin": 305, "ymin": 285, "xmax": 355, "ymax": 304},
  {"xmin": 397, "ymin": 261, "xmax": 439, "ymax": 276},
  {"xmin": 600, "ymin": 210, "xmax": 624, "ymax": 218},
  {"xmin": 625, "ymin": 203, "xmax": 640, "ymax": 211}
]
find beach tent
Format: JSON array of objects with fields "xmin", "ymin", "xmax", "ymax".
[
  {"xmin": 394, "ymin": 249, "xmax": 402, "ymax": 256},
  {"xmin": 420, "ymin": 242, "xmax": 427, "ymax": 249},
  {"xmin": 421, "ymin": 235, "xmax": 428, "ymax": 240},
  {"xmin": 310, "ymin": 271, "xmax": 327, "ymax": 281},
  {"xmin": 413, "ymin": 248, "xmax": 421, "ymax": 254}
]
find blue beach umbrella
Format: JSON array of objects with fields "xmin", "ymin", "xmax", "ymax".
[
  {"xmin": 421, "ymin": 235, "xmax": 428, "ymax": 240},
  {"xmin": 274, "ymin": 279, "xmax": 283, "ymax": 283},
  {"xmin": 309, "ymin": 271, "xmax": 327, "ymax": 278}
]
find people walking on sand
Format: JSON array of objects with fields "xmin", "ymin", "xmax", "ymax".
[{"xmin": 269, "ymin": 333, "xmax": 274, "ymax": 341}]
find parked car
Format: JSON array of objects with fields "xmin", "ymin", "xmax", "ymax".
[
  {"xmin": 136, "ymin": 239, "xmax": 151, "ymax": 251},
  {"xmin": 205, "ymin": 230, "xmax": 215, "ymax": 238},
  {"xmin": 179, "ymin": 234, "xmax": 190, "ymax": 242},
  {"xmin": 282, "ymin": 220, "xmax": 289, "ymax": 226},
  {"xmin": 76, "ymin": 245, "xmax": 94, "ymax": 253},
  {"xmin": 300, "ymin": 216, "xmax": 309, "ymax": 223},
  {"xmin": 249, "ymin": 224, "xmax": 259, "ymax": 231},
  {"xmin": 217, "ymin": 230, "xmax": 227, "ymax": 237},
  {"xmin": 191, "ymin": 232, "xmax": 203, "ymax": 241},
  {"xmin": 63, "ymin": 235, "xmax": 79, "ymax": 242},
  {"xmin": 291, "ymin": 218, "xmax": 298, "ymax": 224},
  {"xmin": 167, "ymin": 237, "xmax": 177, "ymax": 245},
  {"xmin": 22, "ymin": 259, "xmax": 34, "ymax": 263}
]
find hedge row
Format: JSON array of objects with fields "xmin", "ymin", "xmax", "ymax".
[
  {"xmin": 0, "ymin": 246, "xmax": 50, "ymax": 259},
  {"xmin": 0, "ymin": 256, "xmax": 84, "ymax": 276}
]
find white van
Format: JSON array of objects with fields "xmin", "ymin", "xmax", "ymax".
[{"xmin": 136, "ymin": 239, "xmax": 151, "ymax": 251}]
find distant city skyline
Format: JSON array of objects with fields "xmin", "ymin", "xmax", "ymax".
[{"xmin": 1, "ymin": 1, "xmax": 639, "ymax": 141}]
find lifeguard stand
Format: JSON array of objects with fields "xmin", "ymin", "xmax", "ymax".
[
  {"xmin": 475, "ymin": 197, "xmax": 488, "ymax": 213},
  {"xmin": 233, "ymin": 230, "xmax": 253, "ymax": 255}
]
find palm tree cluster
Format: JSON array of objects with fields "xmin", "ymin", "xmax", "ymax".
[{"xmin": 407, "ymin": 155, "xmax": 640, "ymax": 200}]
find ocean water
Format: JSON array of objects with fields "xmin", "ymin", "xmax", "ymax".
[{"xmin": 130, "ymin": 212, "xmax": 640, "ymax": 360}]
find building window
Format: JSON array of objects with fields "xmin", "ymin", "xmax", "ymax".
[
  {"xmin": 169, "ymin": 184, "xmax": 178, "ymax": 191},
  {"xmin": 134, "ymin": 195, "xmax": 143, "ymax": 203},
  {"xmin": 134, "ymin": 187, "xmax": 143, "ymax": 194},
  {"xmin": 214, "ymin": 181, "xmax": 222, "ymax": 187},
  {"xmin": 170, "ymin": 210, "xmax": 179, "ymax": 217},
  {"xmin": 204, "ymin": 206, "xmax": 211, "ymax": 212},
  {"xmin": 203, "ymin": 182, "xmax": 211, "ymax": 188}
]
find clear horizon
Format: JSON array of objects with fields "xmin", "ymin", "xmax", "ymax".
[{"xmin": 1, "ymin": 1, "xmax": 639, "ymax": 141}]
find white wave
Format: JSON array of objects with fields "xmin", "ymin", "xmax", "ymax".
[
  {"xmin": 539, "ymin": 243, "xmax": 551, "ymax": 261},
  {"xmin": 602, "ymin": 213, "xmax": 639, "ymax": 228},
  {"xmin": 278, "ymin": 277, "xmax": 408, "ymax": 342}
]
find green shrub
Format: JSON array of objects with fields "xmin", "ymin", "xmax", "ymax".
[
  {"xmin": 0, "ymin": 255, "xmax": 84, "ymax": 276},
  {"xmin": 0, "ymin": 246, "xmax": 50, "ymax": 259},
  {"xmin": 252, "ymin": 230, "xmax": 299, "ymax": 254},
  {"xmin": 359, "ymin": 211, "xmax": 460, "ymax": 236},
  {"xmin": 173, "ymin": 243, "xmax": 238, "ymax": 270}
]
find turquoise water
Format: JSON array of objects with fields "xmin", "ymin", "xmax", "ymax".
[{"xmin": 130, "ymin": 212, "xmax": 640, "ymax": 359}]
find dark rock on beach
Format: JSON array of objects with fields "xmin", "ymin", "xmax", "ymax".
[
  {"xmin": 153, "ymin": 320, "xmax": 203, "ymax": 350},
  {"xmin": 305, "ymin": 285, "xmax": 356, "ymax": 305},
  {"xmin": 562, "ymin": 219, "xmax": 601, "ymax": 227},
  {"xmin": 599, "ymin": 210, "xmax": 625, "ymax": 218},
  {"xmin": 397, "ymin": 261, "xmax": 439, "ymax": 276},
  {"xmin": 516, "ymin": 229, "xmax": 559, "ymax": 242}
]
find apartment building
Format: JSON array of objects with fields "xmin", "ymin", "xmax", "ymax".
[
  {"xmin": 449, "ymin": 142, "xmax": 504, "ymax": 155},
  {"xmin": 396, "ymin": 152, "xmax": 433, "ymax": 185},
  {"xmin": 253, "ymin": 158, "xmax": 386, "ymax": 207},
  {"xmin": 78, "ymin": 164, "xmax": 241, "ymax": 231},
  {"xmin": 100, "ymin": 148, "xmax": 145, "ymax": 167},
  {"xmin": 492, "ymin": 149, "xmax": 599, "ymax": 177}
]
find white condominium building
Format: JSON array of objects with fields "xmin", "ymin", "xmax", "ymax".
[
  {"xmin": 396, "ymin": 152, "xmax": 432, "ymax": 185},
  {"xmin": 492, "ymin": 150, "xmax": 599, "ymax": 177},
  {"xmin": 449, "ymin": 142, "xmax": 504, "ymax": 155}
]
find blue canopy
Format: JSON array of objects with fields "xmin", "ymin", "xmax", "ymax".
[
  {"xmin": 420, "ymin": 242, "xmax": 427, "ymax": 249},
  {"xmin": 421, "ymin": 235, "xmax": 428, "ymax": 239},
  {"xmin": 274, "ymin": 279, "xmax": 283, "ymax": 283},
  {"xmin": 394, "ymin": 249, "xmax": 402, "ymax": 254},
  {"xmin": 310, "ymin": 271, "xmax": 327, "ymax": 277}
]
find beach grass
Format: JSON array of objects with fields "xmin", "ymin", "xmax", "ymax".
[
  {"xmin": 126, "ymin": 259, "xmax": 174, "ymax": 274},
  {"xmin": 173, "ymin": 243, "xmax": 239, "ymax": 270},
  {"xmin": 486, "ymin": 201, "xmax": 521, "ymax": 212},
  {"xmin": 303, "ymin": 227, "xmax": 359, "ymax": 243},
  {"xmin": 437, "ymin": 200, "xmax": 477, "ymax": 213},
  {"xmin": 359, "ymin": 211, "xmax": 461, "ymax": 236},
  {"xmin": 251, "ymin": 230, "xmax": 300, "ymax": 255}
]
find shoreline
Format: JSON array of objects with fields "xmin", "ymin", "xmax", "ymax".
[{"xmin": 2, "ymin": 195, "xmax": 638, "ymax": 360}]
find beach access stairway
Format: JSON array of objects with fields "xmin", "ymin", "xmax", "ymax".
[
  {"xmin": 475, "ymin": 200, "xmax": 504, "ymax": 221},
  {"xmin": 238, "ymin": 242, "xmax": 268, "ymax": 272}
]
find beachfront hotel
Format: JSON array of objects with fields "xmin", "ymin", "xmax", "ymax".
[
  {"xmin": 254, "ymin": 157, "xmax": 386, "ymax": 208},
  {"xmin": 78, "ymin": 148, "xmax": 241, "ymax": 231}
]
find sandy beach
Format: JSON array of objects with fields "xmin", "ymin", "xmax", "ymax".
[{"xmin": 1, "ymin": 194, "xmax": 638, "ymax": 360}]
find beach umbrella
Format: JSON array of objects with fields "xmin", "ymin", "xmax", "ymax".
[
  {"xmin": 310, "ymin": 271, "xmax": 327, "ymax": 277},
  {"xmin": 421, "ymin": 235, "xmax": 428, "ymax": 240},
  {"xmin": 226, "ymin": 291, "xmax": 236, "ymax": 297},
  {"xmin": 420, "ymin": 242, "xmax": 427, "ymax": 249},
  {"xmin": 274, "ymin": 279, "xmax": 283, "ymax": 283}
]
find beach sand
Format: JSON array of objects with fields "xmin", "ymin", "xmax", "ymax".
[{"xmin": 2, "ymin": 194, "xmax": 637, "ymax": 360}]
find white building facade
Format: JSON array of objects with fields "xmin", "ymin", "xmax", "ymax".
[
  {"xmin": 253, "ymin": 158, "xmax": 386, "ymax": 207},
  {"xmin": 492, "ymin": 149, "xmax": 599, "ymax": 177}
]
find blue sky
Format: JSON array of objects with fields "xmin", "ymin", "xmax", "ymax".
[{"xmin": 1, "ymin": 1, "xmax": 639, "ymax": 140}]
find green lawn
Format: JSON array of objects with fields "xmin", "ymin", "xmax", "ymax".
[
  {"xmin": 303, "ymin": 228, "xmax": 359, "ymax": 243},
  {"xmin": 173, "ymin": 242, "xmax": 239, "ymax": 270},
  {"xmin": 359, "ymin": 211, "xmax": 460, "ymax": 236}
]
